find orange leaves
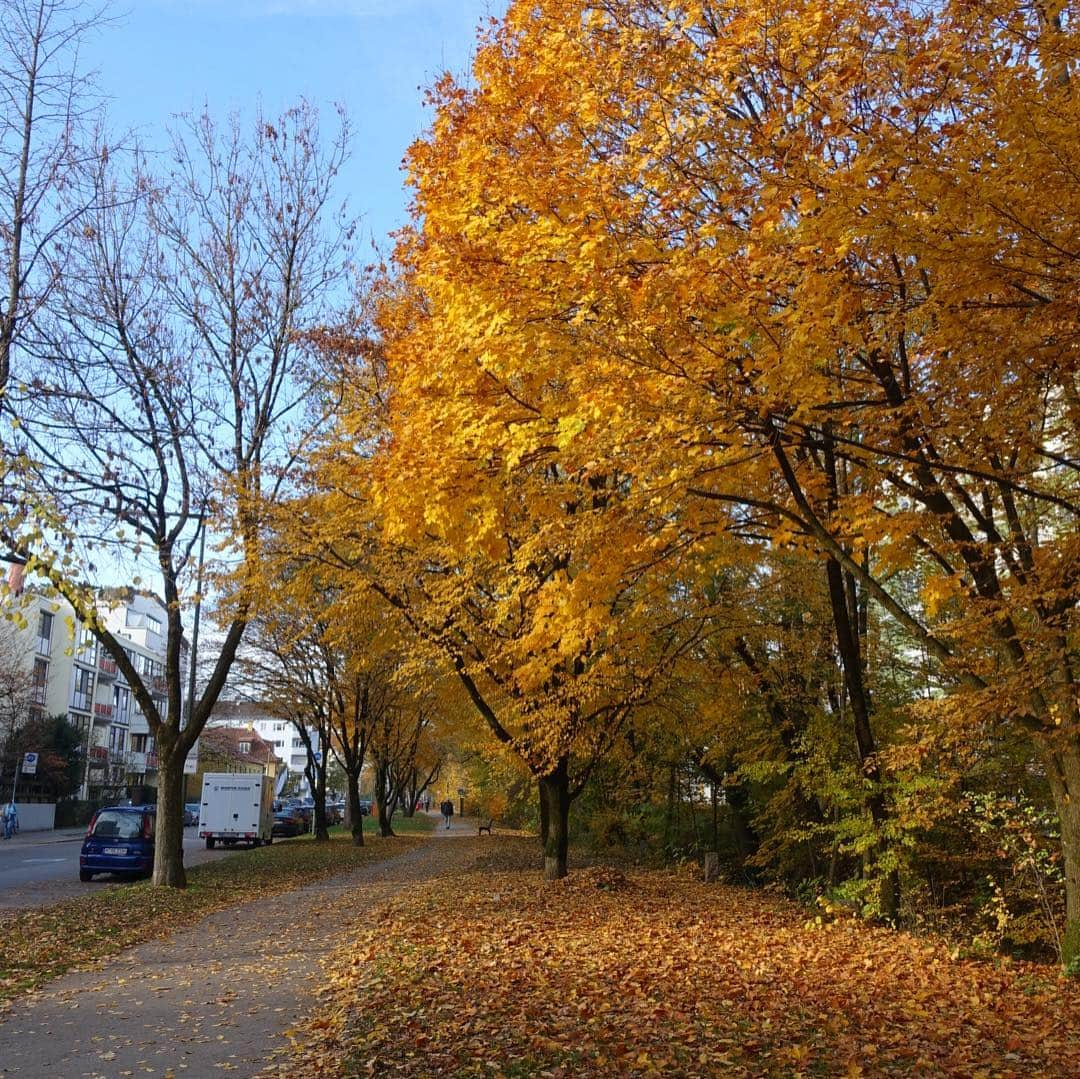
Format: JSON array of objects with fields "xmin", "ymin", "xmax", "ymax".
[{"xmin": 275, "ymin": 837, "xmax": 1080, "ymax": 1078}]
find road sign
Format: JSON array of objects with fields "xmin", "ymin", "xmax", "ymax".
[
  {"xmin": 21, "ymin": 752, "xmax": 38, "ymax": 775},
  {"xmin": 314, "ymin": 750, "xmax": 322, "ymax": 764}
]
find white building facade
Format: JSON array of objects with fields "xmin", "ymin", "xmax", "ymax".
[{"xmin": 3, "ymin": 565, "xmax": 186, "ymax": 800}]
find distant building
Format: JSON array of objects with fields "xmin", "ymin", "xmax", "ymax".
[
  {"xmin": 184, "ymin": 724, "xmax": 280, "ymax": 799},
  {"xmin": 207, "ymin": 699, "xmax": 322, "ymax": 795},
  {"xmin": 2, "ymin": 562, "xmax": 188, "ymax": 800}
]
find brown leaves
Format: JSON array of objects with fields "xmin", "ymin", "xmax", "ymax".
[{"xmin": 276, "ymin": 837, "xmax": 1080, "ymax": 1077}]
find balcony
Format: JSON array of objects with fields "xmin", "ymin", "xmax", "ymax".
[
  {"xmin": 146, "ymin": 753, "xmax": 158, "ymax": 771},
  {"xmin": 93, "ymin": 702, "xmax": 114, "ymax": 724},
  {"xmin": 151, "ymin": 674, "xmax": 168, "ymax": 693},
  {"xmin": 88, "ymin": 745, "xmax": 108, "ymax": 768},
  {"xmin": 98, "ymin": 656, "xmax": 118, "ymax": 681}
]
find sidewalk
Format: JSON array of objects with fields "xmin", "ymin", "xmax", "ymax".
[
  {"xmin": 0, "ymin": 827, "xmax": 85, "ymax": 846},
  {"xmin": 0, "ymin": 831, "xmax": 476, "ymax": 1077}
]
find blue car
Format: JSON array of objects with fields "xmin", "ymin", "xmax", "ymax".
[{"xmin": 79, "ymin": 805, "xmax": 156, "ymax": 881}]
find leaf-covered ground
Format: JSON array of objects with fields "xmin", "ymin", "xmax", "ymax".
[
  {"xmin": 0, "ymin": 827, "xmax": 425, "ymax": 1004},
  {"xmin": 275, "ymin": 836, "xmax": 1080, "ymax": 1078}
]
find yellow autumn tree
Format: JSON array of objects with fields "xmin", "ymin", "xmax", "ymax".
[{"xmin": 383, "ymin": 0, "xmax": 1079, "ymax": 951}]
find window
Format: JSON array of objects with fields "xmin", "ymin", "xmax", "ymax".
[
  {"xmin": 125, "ymin": 609, "xmax": 162, "ymax": 635},
  {"xmin": 70, "ymin": 667, "xmax": 92, "ymax": 711},
  {"xmin": 90, "ymin": 810, "xmax": 150, "ymax": 840},
  {"xmin": 31, "ymin": 658, "xmax": 48, "ymax": 705},
  {"xmin": 292, "ymin": 738, "xmax": 304, "ymax": 749},
  {"xmin": 130, "ymin": 733, "xmax": 148, "ymax": 753},
  {"xmin": 239, "ymin": 741, "xmax": 251, "ymax": 755},
  {"xmin": 36, "ymin": 611, "xmax": 53, "ymax": 655},
  {"xmin": 113, "ymin": 686, "xmax": 130, "ymax": 724},
  {"xmin": 76, "ymin": 624, "xmax": 97, "ymax": 663},
  {"xmin": 108, "ymin": 726, "xmax": 126, "ymax": 753}
]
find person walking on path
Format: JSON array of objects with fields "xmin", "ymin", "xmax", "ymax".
[
  {"xmin": 3, "ymin": 801, "xmax": 17, "ymax": 839},
  {"xmin": 440, "ymin": 799, "xmax": 454, "ymax": 829}
]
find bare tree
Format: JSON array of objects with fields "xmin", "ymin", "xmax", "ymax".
[
  {"xmin": 10, "ymin": 102, "xmax": 352, "ymax": 886},
  {"xmin": 241, "ymin": 615, "xmax": 337, "ymax": 842},
  {"xmin": 0, "ymin": 620, "xmax": 33, "ymax": 749},
  {"xmin": 0, "ymin": 0, "xmax": 106, "ymax": 395}
]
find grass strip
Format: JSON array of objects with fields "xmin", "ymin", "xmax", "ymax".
[{"xmin": 0, "ymin": 828, "xmax": 425, "ymax": 1005}]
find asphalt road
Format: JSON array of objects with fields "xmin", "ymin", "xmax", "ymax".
[{"xmin": 0, "ymin": 825, "xmax": 242, "ymax": 911}]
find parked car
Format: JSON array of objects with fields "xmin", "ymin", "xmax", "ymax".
[
  {"xmin": 79, "ymin": 805, "xmax": 156, "ymax": 881},
  {"xmin": 271, "ymin": 811, "xmax": 304, "ymax": 838},
  {"xmin": 357, "ymin": 799, "xmax": 372, "ymax": 816},
  {"xmin": 326, "ymin": 801, "xmax": 344, "ymax": 825},
  {"xmin": 183, "ymin": 802, "xmax": 199, "ymax": 827}
]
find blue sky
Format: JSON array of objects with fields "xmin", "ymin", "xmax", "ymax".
[{"xmin": 84, "ymin": 0, "xmax": 498, "ymax": 246}]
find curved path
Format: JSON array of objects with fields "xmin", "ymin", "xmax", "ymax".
[{"xmin": 0, "ymin": 815, "xmax": 476, "ymax": 1077}]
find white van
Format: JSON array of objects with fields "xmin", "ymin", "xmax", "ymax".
[{"xmin": 198, "ymin": 773, "xmax": 275, "ymax": 849}]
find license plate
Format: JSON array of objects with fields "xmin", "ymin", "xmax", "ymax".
[{"xmin": 103, "ymin": 847, "xmax": 126, "ymax": 855}]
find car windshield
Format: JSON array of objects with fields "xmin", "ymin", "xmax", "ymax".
[{"xmin": 92, "ymin": 810, "xmax": 148, "ymax": 840}]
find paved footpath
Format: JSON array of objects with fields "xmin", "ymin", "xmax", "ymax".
[{"xmin": 0, "ymin": 816, "xmax": 478, "ymax": 1077}]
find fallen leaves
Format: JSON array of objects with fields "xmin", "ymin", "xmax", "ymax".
[
  {"xmin": 273, "ymin": 836, "xmax": 1080, "ymax": 1078},
  {"xmin": 0, "ymin": 834, "xmax": 422, "ymax": 1005}
]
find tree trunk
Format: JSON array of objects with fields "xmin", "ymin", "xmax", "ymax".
[
  {"xmin": 538, "ymin": 779, "xmax": 550, "ymax": 846},
  {"xmin": 826, "ymin": 557, "xmax": 899, "ymax": 923},
  {"xmin": 152, "ymin": 747, "xmax": 186, "ymax": 888},
  {"xmin": 305, "ymin": 744, "xmax": 330, "ymax": 842},
  {"xmin": 346, "ymin": 768, "xmax": 364, "ymax": 847},
  {"xmin": 664, "ymin": 762, "xmax": 677, "ymax": 850},
  {"xmin": 402, "ymin": 768, "xmax": 417, "ymax": 817},
  {"xmin": 1042, "ymin": 740, "xmax": 1080, "ymax": 968},
  {"xmin": 375, "ymin": 761, "xmax": 394, "ymax": 837},
  {"xmin": 726, "ymin": 778, "xmax": 759, "ymax": 862},
  {"xmin": 538, "ymin": 757, "xmax": 570, "ymax": 880},
  {"xmin": 313, "ymin": 798, "xmax": 329, "ymax": 841}
]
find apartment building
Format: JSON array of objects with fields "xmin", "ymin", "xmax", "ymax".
[{"xmin": 3, "ymin": 563, "xmax": 187, "ymax": 800}]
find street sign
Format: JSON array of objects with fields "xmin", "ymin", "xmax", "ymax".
[
  {"xmin": 21, "ymin": 752, "xmax": 38, "ymax": 775},
  {"xmin": 314, "ymin": 750, "xmax": 322, "ymax": 764}
]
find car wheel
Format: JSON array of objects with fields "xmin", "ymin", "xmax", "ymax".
[
  {"xmin": 206, "ymin": 837, "xmax": 216, "ymax": 850},
  {"xmin": 79, "ymin": 869, "xmax": 93, "ymax": 882}
]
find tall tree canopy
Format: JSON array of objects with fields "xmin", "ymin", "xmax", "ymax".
[{"xmin": 366, "ymin": 0, "xmax": 1079, "ymax": 948}]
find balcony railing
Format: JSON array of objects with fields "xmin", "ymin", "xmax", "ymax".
[
  {"xmin": 93, "ymin": 702, "xmax": 114, "ymax": 722},
  {"xmin": 88, "ymin": 745, "xmax": 108, "ymax": 767},
  {"xmin": 146, "ymin": 753, "xmax": 158, "ymax": 770},
  {"xmin": 98, "ymin": 656, "xmax": 118, "ymax": 680}
]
